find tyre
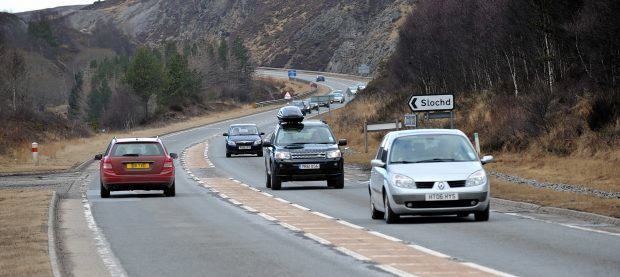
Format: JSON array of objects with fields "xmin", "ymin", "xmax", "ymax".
[
  {"xmin": 265, "ymin": 171, "xmax": 272, "ymax": 188},
  {"xmin": 370, "ymin": 192, "xmax": 384, "ymax": 219},
  {"xmin": 383, "ymin": 193, "xmax": 399, "ymax": 224},
  {"xmin": 164, "ymin": 182, "xmax": 176, "ymax": 197},
  {"xmin": 271, "ymin": 171, "xmax": 282, "ymax": 190},
  {"xmin": 474, "ymin": 205, "xmax": 490, "ymax": 221},
  {"xmin": 327, "ymin": 175, "xmax": 344, "ymax": 189},
  {"xmin": 100, "ymin": 182, "xmax": 110, "ymax": 198},
  {"xmin": 226, "ymin": 152, "xmax": 231, "ymax": 158}
]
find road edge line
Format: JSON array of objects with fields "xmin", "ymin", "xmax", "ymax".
[{"xmin": 48, "ymin": 191, "xmax": 62, "ymax": 277}]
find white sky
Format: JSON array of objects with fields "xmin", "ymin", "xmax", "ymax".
[{"xmin": 0, "ymin": 0, "xmax": 101, "ymax": 13}]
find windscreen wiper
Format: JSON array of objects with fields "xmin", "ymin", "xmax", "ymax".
[{"xmin": 414, "ymin": 158, "xmax": 456, "ymax": 163}]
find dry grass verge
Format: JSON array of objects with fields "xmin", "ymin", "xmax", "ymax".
[
  {"xmin": 491, "ymin": 177, "xmax": 620, "ymax": 218},
  {"xmin": 0, "ymin": 189, "xmax": 52, "ymax": 277}
]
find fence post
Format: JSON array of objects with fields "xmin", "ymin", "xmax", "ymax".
[
  {"xmin": 474, "ymin": 132, "xmax": 480, "ymax": 155},
  {"xmin": 364, "ymin": 122, "xmax": 368, "ymax": 153}
]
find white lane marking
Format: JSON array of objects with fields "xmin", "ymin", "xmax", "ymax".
[
  {"xmin": 504, "ymin": 212, "xmax": 620, "ymax": 237},
  {"xmin": 228, "ymin": 199, "xmax": 242, "ymax": 205},
  {"xmin": 337, "ymin": 220, "xmax": 365, "ymax": 230},
  {"xmin": 375, "ymin": 265, "xmax": 418, "ymax": 277},
  {"xmin": 258, "ymin": 213, "xmax": 278, "ymax": 222},
  {"xmin": 368, "ymin": 231, "xmax": 402, "ymax": 242},
  {"xmin": 239, "ymin": 183, "xmax": 250, "ymax": 187},
  {"xmin": 461, "ymin": 262, "xmax": 517, "ymax": 277},
  {"xmin": 408, "ymin": 245, "xmax": 451, "ymax": 259},
  {"xmin": 305, "ymin": 233, "xmax": 332, "ymax": 245},
  {"xmin": 334, "ymin": 247, "xmax": 371, "ymax": 261},
  {"xmin": 311, "ymin": 211, "xmax": 335, "ymax": 220},
  {"xmin": 242, "ymin": 206, "xmax": 258, "ymax": 213},
  {"xmin": 82, "ymin": 198, "xmax": 127, "ymax": 277},
  {"xmin": 232, "ymin": 179, "xmax": 241, "ymax": 183},
  {"xmin": 275, "ymin": 197, "xmax": 291, "ymax": 204},
  {"xmin": 291, "ymin": 203, "xmax": 311, "ymax": 211},
  {"xmin": 261, "ymin": 192, "xmax": 274, "ymax": 197},
  {"xmin": 249, "ymin": 187, "xmax": 261, "ymax": 192},
  {"xmin": 280, "ymin": 222, "xmax": 301, "ymax": 232},
  {"xmin": 219, "ymin": 193, "xmax": 229, "ymax": 199}
]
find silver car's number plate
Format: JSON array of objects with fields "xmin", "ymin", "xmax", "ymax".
[
  {"xmin": 299, "ymin": 164, "xmax": 320, "ymax": 169},
  {"xmin": 238, "ymin": 146, "xmax": 251, "ymax": 150},
  {"xmin": 425, "ymin": 193, "xmax": 459, "ymax": 201}
]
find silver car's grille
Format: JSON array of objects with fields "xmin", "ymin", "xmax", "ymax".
[
  {"xmin": 416, "ymin": 180, "xmax": 466, "ymax": 189},
  {"xmin": 292, "ymin": 151, "xmax": 326, "ymax": 159}
]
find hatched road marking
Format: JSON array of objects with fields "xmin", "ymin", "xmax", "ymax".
[{"xmin": 183, "ymin": 142, "xmax": 507, "ymax": 276}]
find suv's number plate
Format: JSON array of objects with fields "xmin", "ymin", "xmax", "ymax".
[
  {"xmin": 425, "ymin": 193, "xmax": 458, "ymax": 201},
  {"xmin": 238, "ymin": 146, "xmax": 251, "ymax": 150},
  {"xmin": 126, "ymin": 163, "xmax": 150, "ymax": 169},
  {"xmin": 299, "ymin": 164, "xmax": 320, "ymax": 169}
]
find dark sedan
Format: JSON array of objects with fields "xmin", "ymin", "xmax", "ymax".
[{"xmin": 223, "ymin": 124, "xmax": 265, "ymax": 157}]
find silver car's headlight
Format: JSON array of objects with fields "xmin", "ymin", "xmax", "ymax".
[
  {"xmin": 326, "ymin": 149, "xmax": 341, "ymax": 158},
  {"xmin": 274, "ymin": 151, "xmax": 291, "ymax": 160},
  {"xmin": 391, "ymin": 173, "xmax": 415, "ymax": 189},
  {"xmin": 227, "ymin": 141, "xmax": 236, "ymax": 146},
  {"xmin": 253, "ymin": 139, "xmax": 262, "ymax": 146},
  {"xmin": 466, "ymin": 170, "xmax": 487, "ymax": 186}
]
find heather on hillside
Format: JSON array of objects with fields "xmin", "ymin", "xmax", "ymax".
[{"xmin": 358, "ymin": 0, "xmax": 620, "ymax": 155}]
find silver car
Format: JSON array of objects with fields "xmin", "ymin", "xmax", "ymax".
[{"xmin": 369, "ymin": 129, "xmax": 493, "ymax": 223}]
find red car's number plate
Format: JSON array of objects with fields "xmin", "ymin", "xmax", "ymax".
[{"xmin": 126, "ymin": 163, "xmax": 150, "ymax": 169}]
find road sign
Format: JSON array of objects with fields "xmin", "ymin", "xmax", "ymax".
[
  {"xmin": 408, "ymin": 94, "xmax": 454, "ymax": 112},
  {"xmin": 287, "ymin": 69, "xmax": 297, "ymax": 77},
  {"xmin": 366, "ymin": 122, "xmax": 402, "ymax": 131},
  {"xmin": 404, "ymin": 114, "xmax": 417, "ymax": 127},
  {"xmin": 284, "ymin": 92, "xmax": 292, "ymax": 100}
]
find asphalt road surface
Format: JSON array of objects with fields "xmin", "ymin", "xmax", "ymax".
[{"xmin": 79, "ymin": 70, "xmax": 620, "ymax": 276}]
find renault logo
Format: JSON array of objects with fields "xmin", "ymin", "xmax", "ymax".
[{"xmin": 437, "ymin": 182, "xmax": 446, "ymax": 190}]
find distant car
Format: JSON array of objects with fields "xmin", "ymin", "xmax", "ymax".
[
  {"xmin": 369, "ymin": 129, "xmax": 494, "ymax": 223},
  {"xmin": 316, "ymin": 75, "xmax": 325, "ymax": 82},
  {"xmin": 329, "ymin": 90, "xmax": 345, "ymax": 103},
  {"xmin": 223, "ymin": 124, "xmax": 265, "ymax": 157},
  {"xmin": 310, "ymin": 82, "xmax": 318, "ymax": 89},
  {"xmin": 95, "ymin": 137, "xmax": 178, "ymax": 198},
  {"xmin": 288, "ymin": 100, "xmax": 312, "ymax": 115},
  {"xmin": 357, "ymin": 83, "xmax": 366, "ymax": 91},
  {"xmin": 307, "ymin": 98, "xmax": 320, "ymax": 111},
  {"xmin": 346, "ymin": 86, "xmax": 358, "ymax": 96}
]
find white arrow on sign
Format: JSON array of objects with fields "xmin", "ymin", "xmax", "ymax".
[{"xmin": 408, "ymin": 94, "xmax": 454, "ymax": 112}]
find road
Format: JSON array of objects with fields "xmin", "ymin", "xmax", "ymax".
[{"xmin": 66, "ymin": 70, "xmax": 620, "ymax": 276}]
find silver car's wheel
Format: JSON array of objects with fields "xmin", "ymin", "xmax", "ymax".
[
  {"xmin": 383, "ymin": 193, "xmax": 399, "ymax": 224},
  {"xmin": 370, "ymin": 192, "xmax": 384, "ymax": 219}
]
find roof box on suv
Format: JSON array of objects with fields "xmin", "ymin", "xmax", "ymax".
[{"xmin": 277, "ymin": 106, "xmax": 304, "ymax": 123}]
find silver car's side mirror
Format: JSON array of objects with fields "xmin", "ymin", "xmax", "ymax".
[
  {"xmin": 370, "ymin": 159, "xmax": 386, "ymax": 168},
  {"xmin": 480, "ymin": 155, "xmax": 494, "ymax": 165}
]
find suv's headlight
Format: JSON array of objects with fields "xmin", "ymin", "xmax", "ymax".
[
  {"xmin": 466, "ymin": 170, "xmax": 487, "ymax": 186},
  {"xmin": 253, "ymin": 139, "xmax": 262, "ymax": 146},
  {"xmin": 391, "ymin": 173, "xmax": 415, "ymax": 189},
  {"xmin": 227, "ymin": 141, "xmax": 236, "ymax": 146},
  {"xmin": 326, "ymin": 149, "xmax": 341, "ymax": 158},
  {"xmin": 274, "ymin": 151, "xmax": 291, "ymax": 160}
]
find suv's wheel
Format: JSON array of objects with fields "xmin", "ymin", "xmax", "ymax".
[
  {"xmin": 164, "ymin": 182, "xmax": 176, "ymax": 197},
  {"xmin": 370, "ymin": 192, "xmax": 384, "ymax": 219},
  {"xmin": 265, "ymin": 170, "xmax": 272, "ymax": 188},
  {"xmin": 226, "ymin": 152, "xmax": 231, "ymax": 158},
  {"xmin": 100, "ymin": 182, "xmax": 110, "ymax": 198},
  {"xmin": 384, "ymin": 193, "xmax": 399, "ymax": 224},
  {"xmin": 474, "ymin": 205, "xmax": 490, "ymax": 221},
  {"xmin": 327, "ymin": 175, "xmax": 344, "ymax": 189},
  {"xmin": 271, "ymin": 172, "xmax": 282, "ymax": 190}
]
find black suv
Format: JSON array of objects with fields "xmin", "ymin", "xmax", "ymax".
[{"xmin": 263, "ymin": 106, "xmax": 347, "ymax": 190}]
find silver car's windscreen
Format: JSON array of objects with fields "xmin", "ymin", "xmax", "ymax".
[
  {"xmin": 389, "ymin": 134, "xmax": 478, "ymax": 163},
  {"xmin": 276, "ymin": 126, "xmax": 336, "ymax": 145}
]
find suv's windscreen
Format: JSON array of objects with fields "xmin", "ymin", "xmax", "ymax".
[
  {"xmin": 112, "ymin": 142, "xmax": 164, "ymax": 157},
  {"xmin": 275, "ymin": 125, "xmax": 336, "ymax": 145},
  {"xmin": 229, "ymin": 126, "xmax": 259, "ymax": 135},
  {"xmin": 389, "ymin": 134, "xmax": 478, "ymax": 163}
]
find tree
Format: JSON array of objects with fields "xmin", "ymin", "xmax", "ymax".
[
  {"xmin": 161, "ymin": 53, "xmax": 200, "ymax": 108},
  {"xmin": 68, "ymin": 71, "xmax": 83, "ymax": 120},
  {"xmin": 5, "ymin": 50, "xmax": 27, "ymax": 112},
  {"xmin": 125, "ymin": 47, "xmax": 166, "ymax": 120}
]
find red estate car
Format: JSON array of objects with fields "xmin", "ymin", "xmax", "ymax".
[{"xmin": 95, "ymin": 137, "xmax": 178, "ymax": 198}]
